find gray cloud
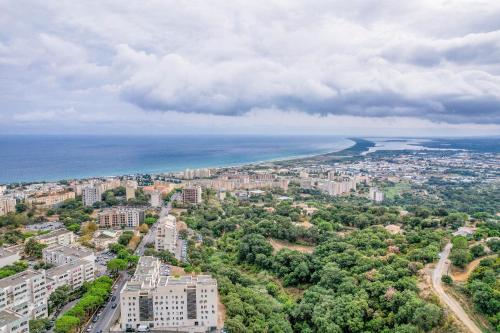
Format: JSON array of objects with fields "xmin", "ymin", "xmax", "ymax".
[{"xmin": 1, "ymin": 0, "xmax": 500, "ymax": 132}]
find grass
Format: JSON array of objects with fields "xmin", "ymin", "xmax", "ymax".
[{"xmin": 384, "ymin": 181, "xmax": 412, "ymax": 199}]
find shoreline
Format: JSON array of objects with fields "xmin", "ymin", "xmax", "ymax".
[{"xmin": 1, "ymin": 138, "xmax": 358, "ymax": 185}]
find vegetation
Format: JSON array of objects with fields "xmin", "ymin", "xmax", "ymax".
[
  {"xmin": 0, "ymin": 261, "xmax": 28, "ymax": 278},
  {"xmin": 54, "ymin": 276, "xmax": 113, "ymax": 333}
]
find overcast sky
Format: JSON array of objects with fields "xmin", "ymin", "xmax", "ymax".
[{"xmin": 1, "ymin": 0, "xmax": 500, "ymax": 136}]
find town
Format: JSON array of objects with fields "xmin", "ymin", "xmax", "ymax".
[{"xmin": 0, "ymin": 144, "xmax": 498, "ymax": 333}]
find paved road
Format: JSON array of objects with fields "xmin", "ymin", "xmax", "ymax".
[
  {"xmin": 432, "ymin": 243, "xmax": 482, "ymax": 333},
  {"xmin": 90, "ymin": 272, "xmax": 128, "ymax": 333}
]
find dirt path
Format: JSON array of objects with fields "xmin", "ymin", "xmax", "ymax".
[
  {"xmin": 432, "ymin": 243, "xmax": 482, "ymax": 333},
  {"xmin": 451, "ymin": 255, "xmax": 496, "ymax": 282},
  {"xmin": 268, "ymin": 238, "xmax": 314, "ymax": 254}
]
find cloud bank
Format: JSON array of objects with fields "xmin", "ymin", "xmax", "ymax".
[{"xmin": 1, "ymin": 0, "xmax": 500, "ymax": 134}]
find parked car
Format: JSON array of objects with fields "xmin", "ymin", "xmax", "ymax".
[{"xmin": 112, "ymin": 303, "xmax": 117, "ymax": 309}]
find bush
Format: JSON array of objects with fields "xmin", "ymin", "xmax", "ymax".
[{"xmin": 441, "ymin": 275, "xmax": 453, "ymax": 284}]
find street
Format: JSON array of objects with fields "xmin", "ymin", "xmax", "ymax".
[
  {"xmin": 432, "ymin": 243, "xmax": 482, "ymax": 333},
  {"xmin": 89, "ymin": 200, "xmax": 172, "ymax": 332}
]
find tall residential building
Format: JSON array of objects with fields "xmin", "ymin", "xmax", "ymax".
[
  {"xmin": 98, "ymin": 207, "xmax": 145, "ymax": 229},
  {"xmin": 126, "ymin": 186, "xmax": 136, "ymax": 201},
  {"xmin": 42, "ymin": 245, "xmax": 95, "ymax": 266},
  {"xmin": 182, "ymin": 186, "xmax": 202, "ymax": 205},
  {"xmin": 150, "ymin": 191, "xmax": 162, "ymax": 208},
  {"xmin": 0, "ymin": 270, "xmax": 48, "ymax": 320},
  {"xmin": 82, "ymin": 185, "xmax": 102, "ymax": 206},
  {"xmin": 34, "ymin": 229, "xmax": 76, "ymax": 247},
  {"xmin": 0, "ymin": 197, "xmax": 16, "ymax": 216},
  {"xmin": 369, "ymin": 187, "xmax": 385, "ymax": 203},
  {"xmin": 120, "ymin": 257, "xmax": 218, "ymax": 332},
  {"xmin": 154, "ymin": 215, "xmax": 177, "ymax": 253}
]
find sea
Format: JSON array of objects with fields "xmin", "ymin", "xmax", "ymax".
[{"xmin": 0, "ymin": 135, "xmax": 353, "ymax": 184}]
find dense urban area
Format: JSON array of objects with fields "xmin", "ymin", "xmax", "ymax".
[{"xmin": 0, "ymin": 138, "xmax": 498, "ymax": 333}]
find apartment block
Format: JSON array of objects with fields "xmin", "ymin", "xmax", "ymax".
[
  {"xmin": 42, "ymin": 245, "xmax": 95, "ymax": 266},
  {"xmin": 0, "ymin": 270, "xmax": 48, "ymax": 320},
  {"xmin": 46, "ymin": 259, "xmax": 95, "ymax": 294},
  {"xmin": 150, "ymin": 191, "xmax": 162, "ymax": 208},
  {"xmin": 34, "ymin": 229, "xmax": 75, "ymax": 247},
  {"xmin": 369, "ymin": 187, "xmax": 385, "ymax": 203},
  {"xmin": 0, "ymin": 197, "xmax": 16, "ymax": 217},
  {"xmin": 120, "ymin": 257, "xmax": 218, "ymax": 332},
  {"xmin": 182, "ymin": 187, "xmax": 202, "ymax": 205},
  {"xmin": 82, "ymin": 186, "xmax": 102, "ymax": 207},
  {"xmin": 25, "ymin": 191, "xmax": 75, "ymax": 209},
  {"xmin": 98, "ymin": 207, "xmax": 145, "ymax": 229},
  {"xmin": 154, "ymin": 215, "xmax": 177, "ymax": 253},
  {"xmin": 0, "ymin": 309, "xmax": 28, "ymax": 333}
]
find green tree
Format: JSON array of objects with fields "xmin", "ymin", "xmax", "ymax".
[
  {"xmin": 450, "ymin": 248, "xmax": 471, "ymax": 268},
  {"xmin": 24, "ymin": 239, "xmax": 46, "ymax": 258},
  {"xmin": 49, "ymin": 285, "xmax": 71, "ymax": 313},
  {"xmin": 54, "ymin": 315, "xmax": 80, "ymax": 333},
  {"xmin": 107, "ymin": 258, "xmax": 128, "ymax": 273}
]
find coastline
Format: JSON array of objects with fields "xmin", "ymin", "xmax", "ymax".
[{"xmin": 0, "ymin": 137, "xmax": 357, "ymax": 185}]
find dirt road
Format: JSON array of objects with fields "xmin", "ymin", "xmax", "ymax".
[{"xmin": 432, "ymin": 243, "xmax": 482, "ymax": 333}]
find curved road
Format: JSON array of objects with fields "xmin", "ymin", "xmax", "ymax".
[{"xmin": 432, "ymin": 243, "xmax": 482, "ymax": 333}]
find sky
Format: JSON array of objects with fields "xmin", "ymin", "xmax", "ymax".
[{"xmin": 1, "ymin": 0, "xmax": 500, "ymax": 136}]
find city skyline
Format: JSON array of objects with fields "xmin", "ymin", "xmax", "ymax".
[{"xmin": 1, "ymin": 1, "xmax": 500, "ymax": 136}]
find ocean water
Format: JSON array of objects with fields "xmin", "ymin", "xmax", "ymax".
[{"xmin": 0, "ymin": 135, "xmax": 353, "ymax": 183}]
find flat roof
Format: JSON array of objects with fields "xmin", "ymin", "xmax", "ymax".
[
  {"xmin": 43, "ymin": 245, "xmax": 93, "ymax": 258},
  {"xmin": 0, "ymin": 270, "xmax": 43, "ymax": 289},
  {"xmin": 36, "ymin": 229, "xmax": 73, "ymax": 240},
  {"xmin": 46, "ymin": 259, "xmax": 92, "ymax": 277},
  {"xmin": 0, "ymin": 309, "xmax": 23, "ymax": 327}
]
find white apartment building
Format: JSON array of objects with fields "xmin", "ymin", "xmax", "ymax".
[
  {"xmin": 45, "ymin": 259, "xmax": 95, "ymax": 294},
  {"xmin": 82, "ymin": 186, "xmax": 102, "ymax": 206},
  {"xmin": 369, "ymin": 187, "xmax": 385, "ymax": 203},
  {"xmin": 0, "ymin": 197, "xmax": 16, "ymax": 217},
  {"xmin": 98, "ymin": 207, "xmax": 145, "ymax": 229},
  {"xmin": 0, "ymin": 270, "xmax": 48, "ymax": 320},
  {"xmin": 120, "ymin": 257, "xmax": 218, "ymax": 333},
  {"xmin": 0, "ymin": 249, "xmax": 20, "ymax": 269},
  {"xmin": 154, "ymin": 215, "xmax": 177, "ymax": 253},
  {"xmin": 0, "ymin": 309, "xmax": 28, "ymax": 333},
  {"xmin": 34, "ymin": 229, "xmax": 75, "ymax": 247},
  {"xmin": 42, "ymin": 245, "xmax": 95, "ymax": 266},
  {"xmin": 150, "ymin": 191, "xmax": 162, "ymax": 208},
  {"xmin": 25, "ymin": 192, "xmax": 75, "ymax": 209}
]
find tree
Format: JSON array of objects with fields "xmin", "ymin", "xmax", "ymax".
[
  {"xmin": 139, "ymin": 223, "xmax": 149, "ymax": 234},
  {"xmin": 107, "ymin": 258, "xmax": 128, "ymax": 273},
  {"xmin": 441, "ymin": 275, "xmax": 453, "ymax": 284},
  {"xmin": 54, "ymin": 315, "xmax": 80, "ymax": 333},
  {"xmin": 29, "ymin": 319, "xmax": 51, "ymax": 333},
  {"xmin": 237, "ymin": 233, "xmax": 273, "ymax": 266},
  {"xmin": 16, "ymin": 202, "xmax": 27, "ymax": 213},
  {"xmin": 412, "ymin": 303, "xmax": 442, "ymax": 331},
  {"xmin": 450, "ymin": 248, "xmax": 471, "ymax": 268},
  {"xmin": 470, "ymin": 244, "xmax": 486, "ymax": 258},
  {"xmin": 24, "ymin": 238, "xmax": 46, "ymax": 258},
  {"xmin": 49, "ymin": 285, "xmax": 72, "ymax": 313}
]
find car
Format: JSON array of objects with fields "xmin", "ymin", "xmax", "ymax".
[
  {"xmin": 112, "ymin": 303, "xmax": 117, "ymax": 309},
  {"xmin": 111, "ymin": 295, "xmax": 116, "ymax": 301},
  {"xmin": 92, "ymin": 317, "xmax": 98, "ymax": 323}
]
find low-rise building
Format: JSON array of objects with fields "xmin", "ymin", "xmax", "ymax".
[
  {"xmin": 34, "ymin": 229, "xmax": 75, "ymax": 247},
  {"xmin": 0, "ymin": 270, "xmax": 48, "ymax": 320},
  {"xmin": 0, "ymin": 309, "xmax": 29, "ymax": 333},
  {"xmin": 25, "ymin": 191, "xmax": 74, "ymax": 209},
  {"xmin": 154, "ymin": 215, "xmax": 177, "ymax": 253},
  {"xmin": 98, "ymin": 207, "xmax": 145, "ymax": 229},
  {"xmin": 46, "ymin": 259, "xmax": 95, "ymax": 294},
  {"xmin": 120, "ymin": 257, "xmax": 218, "ymax": 332},
  {"xmin": 42, "ymin": 245, "xmax": 95, "ymax": 266}
]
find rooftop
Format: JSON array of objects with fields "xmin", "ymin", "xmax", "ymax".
[
  {"xmin": 46, "ymin": 259, "xmax": 92, "ymax": 277},
  {"xmin": 0, "ymin": 309, "xmax": 23, "ymax": 327},
  {"xmin": 0, "ymin": 270, "xmax": 44, "ymax": 289},
  {"xmin": 43, "ymin": 245, "xmax": 93, "ymax": 259},
  {"xmin": 35, "ymin": 229, "xmax": 73, "ymax": 240}
]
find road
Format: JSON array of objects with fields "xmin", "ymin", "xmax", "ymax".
[
  {"xmin": 91, "ymin": 201, "xmax": 172, "ymax": 332},
  {"xmin": 90, "ymin": 272, "xmax": 129, "ymax": 333},
  {"xmin": 432, "ymin": 243, "xmax": 482, "ymax": 333}
]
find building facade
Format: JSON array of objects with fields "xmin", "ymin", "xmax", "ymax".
[
  {"xmin": 0, "ymin": 270, "xmax": 48, "ymax": 320},
  {"xmin": 82, "ymin": 186, "xmax": 102, "ymax": 207},
  {"xmin": 120, "ymin": 257, "xmax": 218, "ymax": 332},
  {"xmin": 46, "ymin": 259, "xmax": 95, "ymax": 294},
  {"xmin": 42, "ymin": 245, "xmax": 95, "ymax": 266},
  {"xmin": 34, "ymin": 229, "xmax": 75, "ymax": 247},
  {"xmin": 0, "ymin": 197, "xmax": 16, "ymax": 217},
  {"xmin": 0, "ymin": 309, "xmax": 29, "ymax": 333},
  {"xmin": 154, "ymin": 215, "xmax": 177, "ymax": 253},
  {"xmin": 98, "ymin": 208, "xmax": 145, "ymax": 229},
  {"xmin": 182, "ymin": 187, "xmax": 202, "ymax": 205},
  {"xmin": 25, "ymin": 192, "xmax": 74, "ymax": 209}
]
